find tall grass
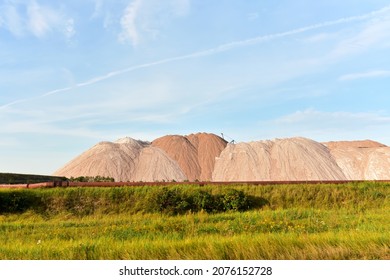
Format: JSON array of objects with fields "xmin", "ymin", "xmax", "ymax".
[
  {"xmin": 0, "ymin": 182, "xmax": 387, "ymax": 215},
  {"xmin": 0, "ymin": 182, "xmax": 388, "ymax": 259}
]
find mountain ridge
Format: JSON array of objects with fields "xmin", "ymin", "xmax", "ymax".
[{"xmin": 53, "ymin": 133, "xmax": 390, "ymax": 182}]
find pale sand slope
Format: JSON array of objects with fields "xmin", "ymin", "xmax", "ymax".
[
  {"xmin": 54, "ymin": 137, "xmax": 186, "ymax": 182},
  {"xmin": 152, "ymin": 132, "xmax": 227, "ymax": 181},
  {"xmin": 132, "ymin": 146, "xmax": 187, "ymax": 182},
  {"xmin": 324, "ymin": 140, "xmax": 390, "ymax": 180},
  {"xmin": 186, "ymin": 133, "xmax": 227, "ymax": 181},
  {"xmin": 152, "ymin": 135, "xmax": 201, "ymax": 181},
  {"xmin": 212, "ymin": 137, "xmax": 346, "ymax": 181}
]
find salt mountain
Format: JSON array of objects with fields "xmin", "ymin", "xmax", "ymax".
[{"xmin": 54, "ymin": 132, "xmax": 390, "ymax": 182}]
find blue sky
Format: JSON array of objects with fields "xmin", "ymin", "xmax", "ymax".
[{"xmin": 1, "ymin": 0, "xmax": 390, "ymax": 175}]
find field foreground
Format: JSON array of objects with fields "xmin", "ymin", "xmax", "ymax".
[{"xmin": 0, "ymin": 182, "xmax": 389, "ymax": 260}]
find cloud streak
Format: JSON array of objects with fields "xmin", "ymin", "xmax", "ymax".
[
  {"xmin": 273, "ymin": 109, "xmax": 390, "ymax": 125},
  {"xmin": 269, "ymin": 109, "xmax": 390, "ymax": 139},
  {"xmin": 255, "ymin": 109, "xmax": 390, "ymax": 144},
  {"xmin": 2, "ymin": 4, "xmax": 390, "ymax": 111},
  {"xmin": 203, "ymin": 4, "xmax": 390, "ymax": 54},
  {"xmin": 339, "ymin": 70, "xmax": 390, "ymax": 81},
  {"xmin": 330, "ymin": 17, "xmax": 390, "ymax": 59}
]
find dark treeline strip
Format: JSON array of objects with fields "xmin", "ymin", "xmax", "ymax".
[{"xmin": 0, "ymin": 173, "xmax": 67, "ymax": 185}]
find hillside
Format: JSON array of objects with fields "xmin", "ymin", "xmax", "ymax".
[
  {"xmin": 54, "ymin": 133, "xmax": 390, "ymax": 182},
  {"xmin": 53, "ymin": 137, "xmax": 186, "ymax": 182},
  {"xmin": 324, "ymin": 140, "xmax": 390, "ymax": 180},
  {"xmin": 212, "ymin": 137, "xmax": 346, "ymax": 181}
]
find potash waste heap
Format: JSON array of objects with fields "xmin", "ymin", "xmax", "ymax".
[{"xmin": 54, "ymin": 132, "xmax": 390, "ymax": 182}]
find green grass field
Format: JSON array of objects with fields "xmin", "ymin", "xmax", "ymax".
[{"xmin": 0, "ymin": 182, "xmax": 389, "ymax": 259}]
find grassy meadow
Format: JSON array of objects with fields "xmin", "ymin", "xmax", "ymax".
[{"xmin": 0, "ymin": 182, "xmax": 389, "ymax": 259}]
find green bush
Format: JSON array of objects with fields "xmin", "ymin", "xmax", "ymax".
[
  {"xmin": 147, "ymin": 188, "xmax": 192, "ymax": 215},
  {"xmin": 69, "ymin": 176, "xmax": 115, "ymax": 182},
  {"xmin": 145, "ymin": 188, "xmax": 253, "ymax": 215},
  {"xmin": 0, "ymin": 190, "xmax": 41, "ymax": 213},
  {"xmin": 221, "ymin": 189, "xmax": 251, "ymax": 211},
  {"xmin": 191, "ymin": 190, "xmax": 217, "ymax": 213}
]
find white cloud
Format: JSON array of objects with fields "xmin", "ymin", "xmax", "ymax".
[
  {"xmin": 90, "ymin": 0, "xmax": 115, "ymax": 30},
  {"xmin": 64, "ymin": 18, "xmax": 75, "ymax": 39},
  {"xmin": 304, "ymin": 32, "xmax": 337, "ymax": 43},
  {"xmin": 118, "ymin": 0, "xmax": 143, "ymax": 46},
  {"xmin": 260, "ymin": 109, "xmax": 390, "ymax": 144},
  {"xmin": 3, "ymin": 4, "xmax": 390, "ymax": 110},
  {"xmin": 0, "ymin": 138, "xmax": 19, "ymax": 148},
  {"xmin": 118, "ymin": 0, "xmax": 191, "ymax": 46},
  {"xmin": 91, "ymin": 0, "xmax": 104, "ymax": 19},
  {"xmin": 0, "ymin": 0, "xmax": 75, "ymax": 40},
  {"xmin": 273, "ymin": 109, "xmax": 390, "ymax": 127},
  {"xmin": 1, "ymin": 118, "xmax": 106, "ymax": 139},
  {"xmin": 180, "ymin": 4, "xmax": 390, "ymax": 58},
  {"xmin": 170, "ymin": 0, "xmax": 190, "ymax": 17},
  {"xmin": 339, "ymin": 70, "xmax": 390, "ymax": 81},
  {"xmin": 27, "ymin": 0, "xmax": 55, "ymax": 37},
  {"xmin": 330, "ymin": 16, "xmax": 390, "ymax": 59},
  {"xmin": 0, "ymin": 4, "xmax": 24, "ymax": 36}
]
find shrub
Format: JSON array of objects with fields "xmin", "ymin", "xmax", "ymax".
[
  {"xmin": 147, "ymin": 188, "xmax": 192, "ymax": 215},
  {"xmin": 191, "ymin": 190, "xmax": 216, "ymax": 213},
  {"xmin": 69, "ymin": 176, "xmax": 115, "ymax": 182},
  {"xmin": 0, "ymin": 186, "xmax": 258, "ymax": 216},
  {"xmin": 221, "ymin": 189, "xmax": 251, "ymax": 211},
  {"xmin": 146, "ymin": 188, "xmax": 253, "ymax": 215},
  {"xmin": 0, "ymin": 190, "xmax": 42, "ymax": 213}
]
